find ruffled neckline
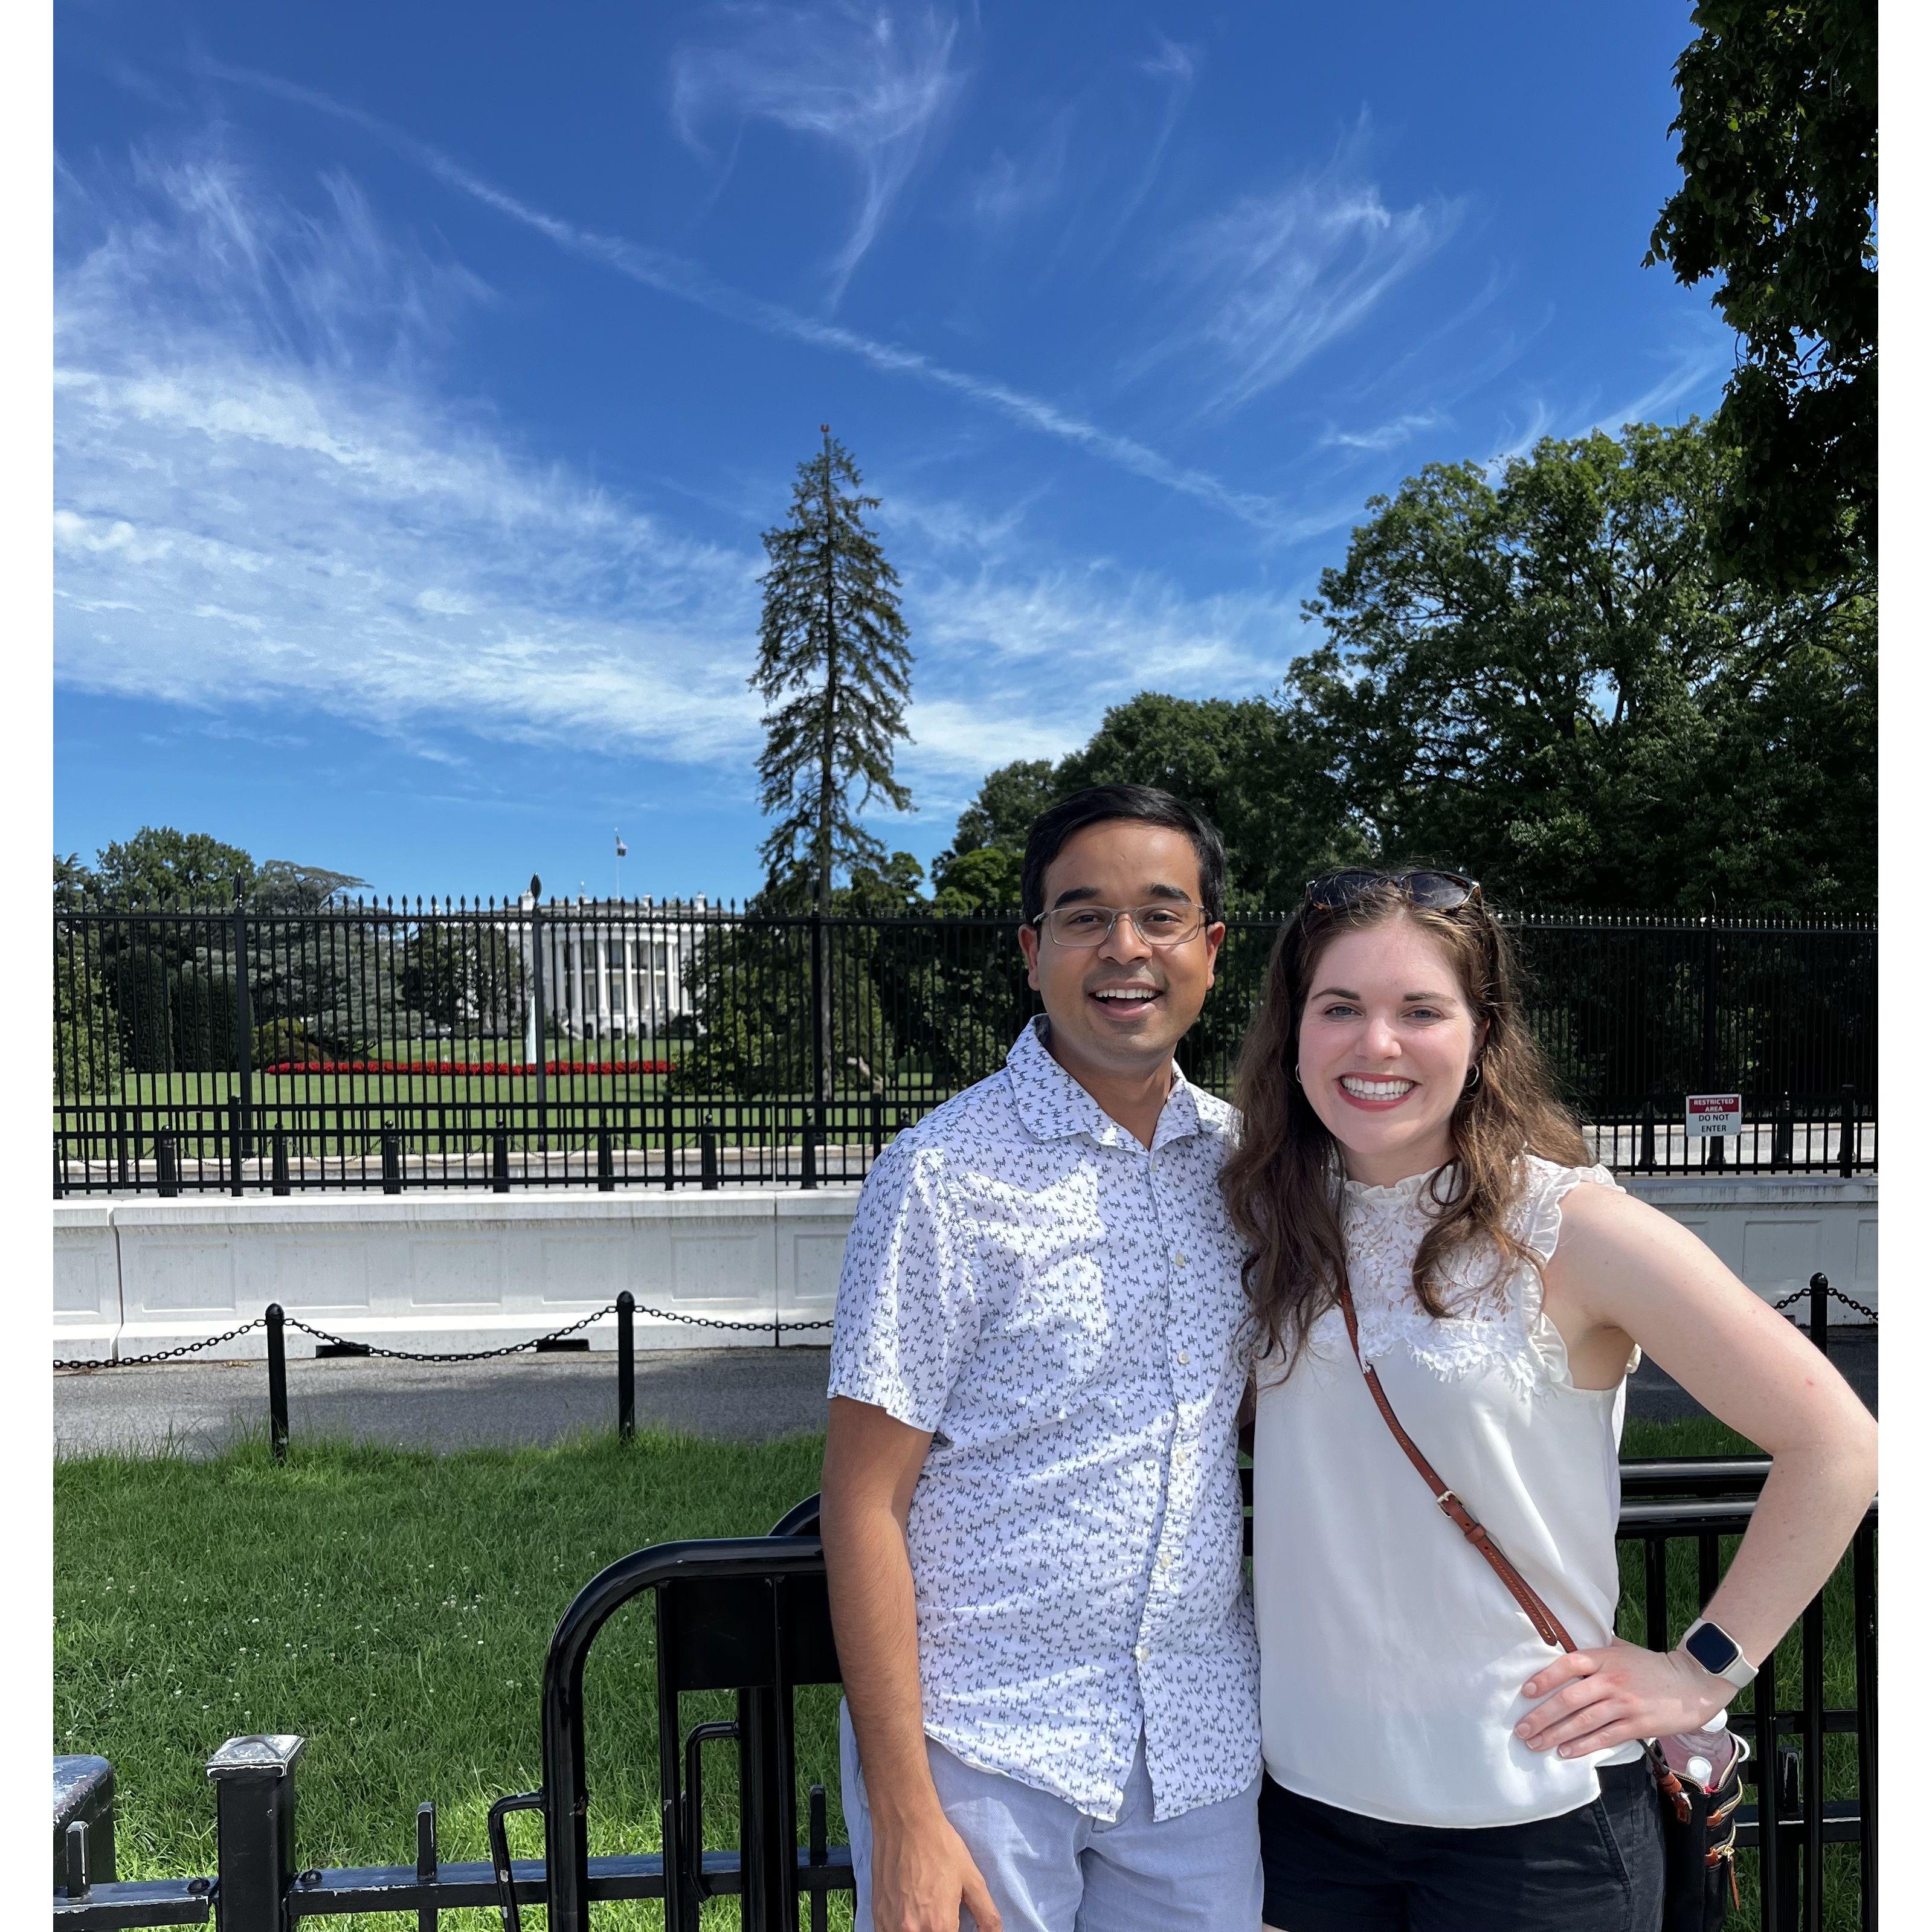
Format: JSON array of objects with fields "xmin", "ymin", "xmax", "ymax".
[{"xmin": 1339, "ymin": 1163, "xmax": 1451, "ymax": 1206}]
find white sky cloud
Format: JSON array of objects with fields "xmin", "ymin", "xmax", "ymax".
[
  {"xmin": 671, "ymin": 2, "xmax": 968, "ymax": 303},
  {"xmin": 1144, "ymin": 127, "xmax": 1461, "ymax": 414},
  {"xmin": 56, "ymin": 140, "xmax": 1298, "ymax": 802}
]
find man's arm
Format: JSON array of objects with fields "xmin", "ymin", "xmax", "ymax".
[{"xmin": 821, "ymin": 1396, "xmax": 1002, "ymax": 1932}]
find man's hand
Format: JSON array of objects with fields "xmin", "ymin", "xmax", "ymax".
[{"xmin": 870, "ymin": 1806, "xmax": 1003, "ymax": 1932}]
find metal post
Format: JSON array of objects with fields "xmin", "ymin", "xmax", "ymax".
[
  {"xmin": 1638, "ymin": 1101, "xmax": 1655, "ymax": 1173},
  {"xmin": 492, "ymin": 1127, "xmax": 510, "ymax": 1194},
  {"xmin": 531, "ymin": 900, "xmax": 548, "ymax": 1131},
  {"xmin": 809, "ymin": 902, "xmax": 828, "ymax": 1109},
  {"xmin": 1852, "ymin": 1517, "xmax": 1877, "ymax": 1932},
  {"xmin": 662, "ymin": 1088, "xmax": 676, "ymax": 1191},
  {"xmin": 381, "ymin": 1128, "xmax": 402, "ymax": 1196},
  {"xmin": 1775, "ymin": 1744, "xmax": 1802, "ymax": 1932},
  {"xmin": 597, "ymin": 1127, "xmax": 614, "ymax": 1193},
  {"xmin": 53, "ymin": 1135, "xmax": 64, "ymax": 1199},
  {"xmin": 414, "ymin": 1800, "xmax": 437, "ymax": 1932},
  {"xmin": 617, "ymin": 1291, "xmax": 635, "ymax": 1442},
  {"xmin": 800, "ymin": 1112, "xmax": 817, "ymax": 1191},
  {"xmin": 230, "ymin": 1098, "xmax": 245, "ymax": 1198},
  {"xmin": 232, "ymin": 878, "xmax": 254, "ymax": 1159},
  {"xmin": 1838, "ymin": 1084, "xmax": 1857, "ymax": 1177},
  {"xmin": 701, "ymin": 1122, "xmax": 719, "ymax": 1191},
  {"xmin": 266, "ymin": 1303, "xmax": 289, "ymax": 1463},
  {"xmin": 115, "ymin": 1109, "xmax": 129, "ymax": 1189},
  {"xmin": 1808, "ymin": 1272, "xmax": 1831, "ymax": 1359},
  {"xmin": 205, "ymin": 1734, "xmax": 304, "ymax": 1932},
  {"xmin": 271, "ymin": 1132, "xmax": 291, "ymax": 1198},
  {"xmin": 1773, "ymin": 1092, "xmax": 1794, "ymax": 1170},
  {"xmin": 157, "ymin": 1132, "xmax": 179, "ymax": 1199}
]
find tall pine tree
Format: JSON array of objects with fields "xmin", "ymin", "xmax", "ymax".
[{"xmin": 750, "ymin": 426, "xmax": 913, "ymax": 1101}]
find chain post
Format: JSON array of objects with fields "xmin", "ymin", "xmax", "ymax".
[
  {"xmin": 271, "ymin": 1131, "xmax": 291, "ymax": 1197},
  {"xmin": 157, "ymin": 1132, "xmax": 179, "ymax": 1199},
  {"xmin": 701, "ymin": 1121, "xmax": 719, "ymax": 1191},
  {"xmin": 597, "ymin": 1127, "xmax": 614, "ymax": 1193},
  {"xmin": 1808, "ymin": 1272, "xmax": 1831, "ymax": 1360},
  {"xmin": 267, "ymin": 1303, "xmax": 289, "ymax": 1461},
  {"xmin": 230, "ymin": 1098, "xmax": 245, "ymax": 1198},
  {"xmin": 1838, "ymin": 1085, "xmax": 1857, "ymax": 1176},
  {"xmin": 381, "ymin": 1128, "xmax": 402, "ymax": 1196},
  {"xmin": 206, "ymin": 1735, "xmax": 304, "ymax": 1932},
  {"xmin": 492, "ymin": 1127, "xmax": 510, "ymax": 1194}
]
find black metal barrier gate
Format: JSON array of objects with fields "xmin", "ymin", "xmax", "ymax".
[{"xmin": 52, "ymin": 1469, "xmax": 1874, "ymax": 1932}]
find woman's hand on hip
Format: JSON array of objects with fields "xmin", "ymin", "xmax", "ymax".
[{"xmin": 1514, "ymin": 1637, "xmax": 1731, "ymax": 1756}]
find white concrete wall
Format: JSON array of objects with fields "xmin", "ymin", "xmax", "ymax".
[{"xmin": 53, "ymin": 1174, "xmax": 1876, "ymax": 1364}]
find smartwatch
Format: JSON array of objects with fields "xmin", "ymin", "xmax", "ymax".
[{"xmin": 1681, "ymin": 1618, "xmax": 1757, "ymax": 1690}]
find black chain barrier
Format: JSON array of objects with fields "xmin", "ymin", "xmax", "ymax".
[
  {"xmin": 54, "ymin": 1316, "xmax": 269, "ymax": 1374},
  {"xmin": 56, "ymin": 1301, "xmax": 833, "ymax": 1373},
  {"xmin": 283, "ymin": 1303, "xmax": 832, "ymax": 1364},
  {"xmin": 1771, "ymin": 1280, "xmax": 1878, "ymax": 1321}
]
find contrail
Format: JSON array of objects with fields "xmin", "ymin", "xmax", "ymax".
[{"xmin": 197, "ymin": 60, "xmax": 1305, "ymax": 537}]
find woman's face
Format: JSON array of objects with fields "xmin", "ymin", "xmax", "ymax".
[{"xmin": 1296, "ymin": 915, "xmax": 1482, "ymax": 1186}]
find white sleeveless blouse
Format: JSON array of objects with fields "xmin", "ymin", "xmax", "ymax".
[{"xmin": 1251, "ymin": 1156, "xmax": 1643, "ymax": 1828}]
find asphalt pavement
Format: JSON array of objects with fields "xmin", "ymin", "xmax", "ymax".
[
  {"xmin": 53, "ymin": 1347, "xmax": 836, "ymax": 1458},
  {"xmin": 52, "ymin": 1328, "xmax": 1873, "ymax": 1459}
]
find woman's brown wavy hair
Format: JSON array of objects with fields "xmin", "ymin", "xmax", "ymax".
[{"xmin": 1221, "ymin": 879, "xmax": 1589, "ymax": 1373}]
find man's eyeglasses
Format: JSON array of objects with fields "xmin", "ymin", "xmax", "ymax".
[
  {"xmin": 1303, "ymin": 870, "xmax": 1481, "ymax": 912},
  {"xmin": 1034, "ymin": 903, "xmax": 1210, "ymax": 948}
]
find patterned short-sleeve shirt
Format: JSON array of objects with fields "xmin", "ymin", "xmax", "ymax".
[{"xmin": 828, "ymin": 1016, "xmax": 1261, "ymax": 1822}]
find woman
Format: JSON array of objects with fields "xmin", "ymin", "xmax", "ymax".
[{"xmin": 1221, "ymin": 871, "xmax": 1876, "ymax": 1932}]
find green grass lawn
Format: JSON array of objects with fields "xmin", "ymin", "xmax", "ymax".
[{"xmin": 54, "ymin": 1418, "xmax": 1867, "ymax": 1930}]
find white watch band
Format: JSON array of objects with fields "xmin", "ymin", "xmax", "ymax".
[{"xmin": 1681, "ymin": 1618, "xmax": 1758, "ymax": 1690}]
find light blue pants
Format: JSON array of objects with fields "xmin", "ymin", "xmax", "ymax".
[{"xmin": 839, "ymin": 1701, "xmax": 1263, "ymax": 1932}]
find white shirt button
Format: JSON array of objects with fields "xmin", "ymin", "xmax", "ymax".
[
  {"xmin": 1133, "ymin": 1644, "xmax": 1150, "ymax": 1663},
  {"xmin": 1177, "ymin": 1350, "xmax": 1191, "ymax": 1367},
  {"xmin": 1158, "ymin": 1553, "xmax": 1172, "ymax": 1570},
  {"xmin": 1173, "ymin": 1251, "xmax": 1187, "ymax": 1267}
]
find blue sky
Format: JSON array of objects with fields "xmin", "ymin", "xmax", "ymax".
[{"xmin": 53, "ymin": 0, "xmax": 1732, "ymax": 905}]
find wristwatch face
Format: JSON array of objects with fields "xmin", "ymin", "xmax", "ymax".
[{"xmin": 1686, "ymin": 1621, "xmax": 1740, "ymax": 1676}]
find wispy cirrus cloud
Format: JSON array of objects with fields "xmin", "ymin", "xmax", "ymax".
[
  {"xmin": 671, "ymin": 2, "xmax": 968, "ymax": 304},
  {"xmin": 198, "ymin": 60, "xmax": 1316, "ymax": 538},
  {"xmin": 54, "ymin": 141, "xmax": 1304, "ymax": 808},
  {"xmin": 56, "ymin": 146, "xmax": 768, "ymax": 764},
  {"xmin": 1144, "ymin": 125, "xmax": 1461, "ymax": 415},
  {"xmin": 1321, "ymin": 409, "xmax": 1444, "ymax": 452}
]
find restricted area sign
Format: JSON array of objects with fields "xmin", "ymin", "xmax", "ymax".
[{"xmin": 1685, "ymin": 1093, "xmax": 1742, "ymax": 1138}]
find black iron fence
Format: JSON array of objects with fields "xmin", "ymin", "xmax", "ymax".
[
  {"xmin": 54, "ymin": 895, "xmax": 1876, "ymax": 1194},
  {"xmin": 48, "ymin": 1475, "xmax": 1878, "ymax": 1932}
]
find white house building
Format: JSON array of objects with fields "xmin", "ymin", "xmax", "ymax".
[{"xmin": 512, "ymin": 895, "xmax": 709, "ymax": 1047}]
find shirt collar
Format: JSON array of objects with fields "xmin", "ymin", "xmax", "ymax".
[{"xmin": 1004, "ymin": 1015, "xmax": 1207, "ymax": 1152}]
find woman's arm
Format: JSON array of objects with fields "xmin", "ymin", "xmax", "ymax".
[{"xmin": 1514, "ymin": 1183, "xmax": 1877, "ymax": 1759}]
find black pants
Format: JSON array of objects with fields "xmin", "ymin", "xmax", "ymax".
[{"xmin": 1260, "ymin": 1759, "xmax": 1666, "ymax": 1932}]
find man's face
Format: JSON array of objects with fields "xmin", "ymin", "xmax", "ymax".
[{"xmin": 1017, "ymin": 820, "xmax": 1224, "ymax": 1082}]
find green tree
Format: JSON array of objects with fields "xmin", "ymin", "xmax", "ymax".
[
  {"xmin": 54, "ymin": 927, "xmax": 120, "ymax": 1096},
  {"xmin": 750, "ymin": 427, "xmax": 914, "ymax": 1100},
  {"xmin": 88, "ymin": 827, "xmax": 257, "ymax": 907},
  {"xmin": 1054, "ymin": 692, "xmax": 1368, "ymax": 909},
  {"xmin": 1290, "ymin": 420, "xmax": 1873, "ymax": 914},
  {"xmin": 1646, "ymin": 0, "xmax": 1876, "ymax": 591}
]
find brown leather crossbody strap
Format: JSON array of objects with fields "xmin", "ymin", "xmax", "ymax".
[{"xmin": 1336, "ymin": 1284, "xmax": 1577, "ymax": 1653}]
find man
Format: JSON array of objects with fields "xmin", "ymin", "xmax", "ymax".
[{"xmin": 822, "ymin": 784, "xmax": 1263, "ymax": 1932}]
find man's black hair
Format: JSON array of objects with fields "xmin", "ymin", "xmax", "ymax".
[{"xmin": 1020, "ymin": 785, "xmax": 1227, "ymax": 926}]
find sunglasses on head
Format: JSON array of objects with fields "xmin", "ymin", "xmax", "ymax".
[{"xmin": 1303, "ymin": 869, "xmax": 1482, "ymax": 912}]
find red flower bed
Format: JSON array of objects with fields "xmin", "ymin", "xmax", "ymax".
[{"xmin": 262, "ymin": 1059, "xmax": 674, "ymax": 1076}]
